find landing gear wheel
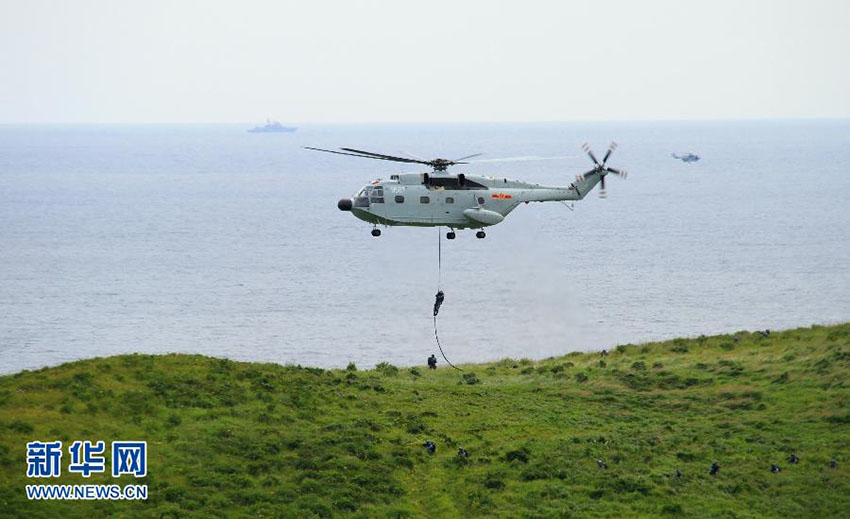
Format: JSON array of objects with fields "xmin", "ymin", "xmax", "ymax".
[
  {"xmin": 447, "ymin": 231, "xmax": 456, "ymax": 240},
  {"xmin": 371, "ymin": 228, "xmax": 381, "ymax": 237},
  {"xmin": 476, "ymin": 231, "xmax": 486, "ymax": 239}
]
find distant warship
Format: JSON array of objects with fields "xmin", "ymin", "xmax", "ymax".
[{"xmin": 248, "ymin": 119, "xmax": 297, "ymax": 133}]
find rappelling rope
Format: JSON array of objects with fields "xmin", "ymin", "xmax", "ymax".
[
  {"xmin": 433, "ymin": 227, "xmax": 461, "ymax": 371},
  {"xmin": 437, "ymin": 224, "xmax": 442, "ymax": 289},
  {"xmin": 434, "ymin": 315, "xmax": 460, "ymax": 371}
]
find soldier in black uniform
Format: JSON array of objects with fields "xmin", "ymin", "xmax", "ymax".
[
  {"xmin": 788, "ymin": 454, "xmax": 800, "ymax": 464},
  {"xmin": 427, "ymin": 354, "xmax": 437, "ymax": 369},
  {"xmin": 433, "ymin": 290, "xmax": 445, "ymax": 316}
]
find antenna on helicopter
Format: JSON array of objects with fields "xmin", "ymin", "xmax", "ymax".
[{"xmin": 576, "ymin": 142, "xmax": 627, "ymax": 198}]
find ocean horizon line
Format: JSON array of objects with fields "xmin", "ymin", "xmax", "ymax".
[{"xmin": 2, "ymin": 116, "xmax": 849, "ymax": 127}]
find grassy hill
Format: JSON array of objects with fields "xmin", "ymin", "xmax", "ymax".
[{"xmin": 1, "ymin": 324, "xmax": 849, "ymax": 518}]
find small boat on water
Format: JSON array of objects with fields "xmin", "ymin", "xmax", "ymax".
[{"xmin": 248, "ymin": 119, "xmax": 297, "ymax": 133}]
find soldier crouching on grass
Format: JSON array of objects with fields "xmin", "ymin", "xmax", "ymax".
[
  {"xmin": 427, "ymin": 354, "xmax": 437, "ymax": 369},
  {"xmin": 788, "ymin": 454, "xmax": 799, "ymax": 464}
]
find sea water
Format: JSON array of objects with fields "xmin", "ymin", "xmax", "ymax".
[{"xmin": 1, "ymin": 120, "xmax": 849, "ymax": 373}]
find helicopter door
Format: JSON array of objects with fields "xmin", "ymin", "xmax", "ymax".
[
  {"xmin": 387, "ymin": 187, "xmax": 405, "ymax": 220},
  {"xmin": 441, "ymin": 193, "xmax": 456, "ymax": 219}
]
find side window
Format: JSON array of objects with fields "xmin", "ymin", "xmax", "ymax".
[
  {"xmin": 420, "ymin": 196, "xmax": 430, "ymax": 204},
  {"xmin": 395, "ymin": 195, "xmax": 404, "ymax": 203},
  {"xmin": 370, "ymin": 187, "xmax": 384, "ymax": 204},
  {"xmin": 446, "ymin": 197, "xmax": 454, "ymax": 204}
]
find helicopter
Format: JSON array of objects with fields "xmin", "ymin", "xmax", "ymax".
[
  {"xmin": 305, "ymin": 142, "xmax": 627, "ymax": 238},
  {"xmin": 671, "ymin": 152, "xmax": 700, "ymax": 163}
]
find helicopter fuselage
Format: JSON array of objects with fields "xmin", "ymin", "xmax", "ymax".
[
  {"xmin": 672, "ymin": 153, "xmax": 700, "ymax": 163},
  {"xmin": 339, "ymin": 172, "xmax": 601, "ymax": 229}
]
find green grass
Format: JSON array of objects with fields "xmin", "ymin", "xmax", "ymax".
[{"xmin": 1, "ymin": 323, "xmax": 849, "ymax": 518}]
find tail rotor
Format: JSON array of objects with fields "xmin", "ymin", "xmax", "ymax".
[{"xmin": 578, "ymin": 142, "xmax": 627, "ymax": 198}]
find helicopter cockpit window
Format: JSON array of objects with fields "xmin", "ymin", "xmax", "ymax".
[
  {"xmin": 354, "ymin": 186, "xmax": 372, "ymax": 207},
  {"xmin": 369, "ymin": 186, "xmax": 384, "ymax": 204}
]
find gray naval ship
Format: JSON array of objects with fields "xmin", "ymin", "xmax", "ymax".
[{"xmin": 248, "ymin": 119, "xmax": 297, "ymax": 133}]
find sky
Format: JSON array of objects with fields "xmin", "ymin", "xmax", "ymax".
[{"xmin": 1, "ymin": 0, "xmax": 848, "ymax": 123}]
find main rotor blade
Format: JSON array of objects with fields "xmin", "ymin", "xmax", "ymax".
[
  {"xmin": 401, "ymin": 150, "xmax": 428, "ymax": 161},
  {"xmin": 469, "ymin": 155, "xmax": 578, "ymax": 163},
  {"xmin": 452, "ymin": 153, "xmax": 483, "ymax": 162},
  {"xmin": 305, "ymin": 147, "xmax": 423, "ymax": 164},
  {"xmin": 339, "ymin": 147, "xmax": 427, "ymax": 164},
  {"xmin": 308, "ymin": 146, "xmax": 586, "ymax": 170}
]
